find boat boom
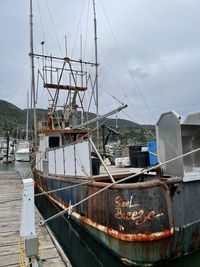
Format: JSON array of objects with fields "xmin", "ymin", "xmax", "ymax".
[{"xmin": 73, "ymin": 104, "xmax": 127, "ymax": 129}]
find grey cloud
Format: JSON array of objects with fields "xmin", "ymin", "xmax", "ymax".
[{"xmin": 0, "ymin": 0, "xmax": 200, "ymax": 125}]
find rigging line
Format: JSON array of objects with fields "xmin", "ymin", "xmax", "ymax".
[
  {"xmin": 99, "ymin": 86, "xmax": 145, "ymax": 126},
  {"xmin": 35, "ymin": 57, "xmax": 48, "ymax": 102},
  {"xmin": 100, "ymin": 87, "xmax": 151, "ymax": 132},
  {"xmin": 101, "ymin": 85, "xmax": 148, "ymax": 126},
  {"xmin": 83, "ymin": 0, "xmax": 91, "ymax": 59},
  {"xmin": 59, "ymin": 115, "xmax": 110, "ymax": 149},
  {"xmin": 100, "ymin": 86, "xmax": 125, "ymax": 106},
  {"xmin": 36, "ymin": 69, "xmax": 45, "ymax": 101},
  {"xmin": 99, "ymin": 0, "xmax": 156, "ymax": 123},
  {"xmin": 98, "ymin": 41, "xmax": 146, "ymax": 124},
  {"xmin": 121, "ymin": 110, "xmax": 156, "ymax": 137},
  {"xmin": 59, "ymin": 115, "xmax": 110, "ymax": 151},
  {"xmin": 73, "ymin": 118, "xmax": 111, "ymax": 168},
  {"xmin": 0, "ymin": 175, "xmax": 92, "ymax": 204},
  {"xmin": 43, "ymin": 124, "xmax": 99, "ymax": 179},
  {"xmin": 121, "ymin": 110, "xmax": 145, "ymax": 126},
  {"xmin": 37, "ymin": 0, "xmax": 49, "ymax": 55},
  {"xmin": 98, "ymin": 41, "xmax": 126, "ymax": 100},
  {"xmin": 120, "ymin": 109, "xmax": 179, "ymax": 156},
  {"xmin": 56, "ymin": 116, "xmax": 110, "ymax": 175},
  {"xmin": 42, "ymin": 146, "xmax": 200, "ymax": 224},
  {"xmin": 35, "ymin": 180, "xmax": 93, "ymax": 197},
  {"xmin": 36, "ymin": 62, "xmax": 58, "ymax": 102},
  {"xmin": 71, "ymin": 0, "xmax": 87, "ymax": 58},
  {"xmin": 88, "ymin": 74, "xmax": 97, "ymax": 112},
  {"xmin": 36, "ymin": 70, "xmax": 39, "ymax": 104},
  {"xmin": 23, "ymin": 151, "xmax": 46, "ymax": 181},
  {"xmin": 44, "ymin": 0, "xmax": 63, "ymax": 56}
]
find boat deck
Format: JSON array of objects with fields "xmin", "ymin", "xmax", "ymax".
[
  {"xmin": 100, "ymin": 165, "xmax": 140, "ymax": 174},
  {"xmin": 0, "ymin": 171, "xmax": 71, "ymax": 267},
  {"xmin": 100, "ymin": 165, "xmax": 156, "ymax": 176}
]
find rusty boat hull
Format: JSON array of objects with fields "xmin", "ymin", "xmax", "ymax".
[{"xmin": 34, "ymin": 171, "xmax": 200, "ymax": 266}]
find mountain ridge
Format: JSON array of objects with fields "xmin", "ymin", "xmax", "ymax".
[{"xmin": 0, "ymin": 99, "xmax": 155, "ymax": 143}]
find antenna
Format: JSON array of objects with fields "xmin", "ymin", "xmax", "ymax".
[{"xmin": 65, "ymin": 35, "xmax": 68, "ymax": 57}]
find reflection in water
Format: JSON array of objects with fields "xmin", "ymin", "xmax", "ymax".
[{"xmin": 1, "ymin": 160, "xmax": 200, "ymax": 267}]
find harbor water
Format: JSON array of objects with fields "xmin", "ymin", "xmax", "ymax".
[{"xmin": 1, "ymin": 160, "xmax": 200, "ymax": 267}]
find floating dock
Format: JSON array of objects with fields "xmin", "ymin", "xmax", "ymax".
[{"xmin": 0, "ymin": 171, "xmax": 71, "ymax": 267}]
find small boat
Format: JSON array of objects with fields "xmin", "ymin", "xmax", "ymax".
[
  {"xmin": 30, "ymin": 1, "xmax": 200, "ymax": 266},
  {"xmin": 15, "ymin": 141, "xmax": 30, "ymax": 162}
]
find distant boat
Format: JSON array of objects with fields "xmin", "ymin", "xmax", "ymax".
[{"xmin": 15, "ymin": 141, "xmax": 30, "ymax": 162}]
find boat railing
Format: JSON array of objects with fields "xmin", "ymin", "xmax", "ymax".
[{"xmin": 35, "ymin": 139, "xmax": 92, "ymax": 178}]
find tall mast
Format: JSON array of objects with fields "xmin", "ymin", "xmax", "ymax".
[
  {"xmin": 30, "ymin": 0, "xmax": 37, "ymax": 142},
  {"xmin": 25, "ymin": 91, "xmax": 29, "ymax": 142},
  {"xmin": 92, "ymin": 0, "xmax": 99, "ymax": 149}
]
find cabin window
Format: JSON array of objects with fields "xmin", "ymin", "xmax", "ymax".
[{"xmin": 49, "ymin": 136, "xmax": 60, "ymax": 148}]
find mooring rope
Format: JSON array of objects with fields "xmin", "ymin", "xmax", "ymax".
[
  {"xmin": 1, "ymin": 147, "xmax": 200, "ymax": 211},
  {"xmin": 0, "ymin": 179, "xmax": 93, "ymax": 204},
  {"xmin": 35, "ymin": 180, "xmax": 93, "ymax": 197}
]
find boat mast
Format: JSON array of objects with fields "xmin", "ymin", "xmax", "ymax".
[
  {"xmin": 92, "ymin": 0, "xmax": 99, "ymax": 149},
  {"xmin": 25, "ymin": 91, "xmax": 29, "ymax": 142},
  {"xmin": 30, "ymin": 0, "xmax": 37, "ymax": 142}
]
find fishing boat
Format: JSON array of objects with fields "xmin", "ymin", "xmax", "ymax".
[{"xmin": 31, "ymin": 1, "xmax": 200, "ymax": 266}]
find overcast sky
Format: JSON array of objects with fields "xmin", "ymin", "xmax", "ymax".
[{"xmin": 0, "ymin": 0, "xmax": 200, "ymax": 125}]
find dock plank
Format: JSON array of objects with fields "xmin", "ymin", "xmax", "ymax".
[{"xmin": 0, "ymin": 171, "xmax": 71, "ymax": 267}]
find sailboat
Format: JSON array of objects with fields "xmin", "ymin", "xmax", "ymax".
[
  {"xmin": 32, "ymin": 1, "xmax": 200, "ymax": 266},
  {"xmin": 15, "ymin": 92, "xmax": 30, "ymax": 162}
]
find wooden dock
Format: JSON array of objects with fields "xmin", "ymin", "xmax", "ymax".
[{"xmin": 0, "ymin": 171, "xmax": 71, "ymax": 267}]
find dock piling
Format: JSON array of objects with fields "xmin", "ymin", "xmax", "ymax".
[{"xmin": 20, "ymin": 178, "xmax": 39, "ymax": 267}]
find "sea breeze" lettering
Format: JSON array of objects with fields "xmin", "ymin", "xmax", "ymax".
[{"xmin": 114, "ymin": 195, "xmax": 157, "ymax": 225}]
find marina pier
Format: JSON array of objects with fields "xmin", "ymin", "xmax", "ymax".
[{"xmin": 0, "ymin": 171, "xmax": 71, "ymax": 267}]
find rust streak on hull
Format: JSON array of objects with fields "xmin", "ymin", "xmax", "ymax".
[
  {"xmin": 37, "ymin": 183, "xmax": 174, "ymax": 242},
  {"xmin": 77, "ymin": 214, "xmax": 174, "ymax": 242}
]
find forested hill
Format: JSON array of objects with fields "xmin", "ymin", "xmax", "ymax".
[
  {"xmin": 0, "ymin": 99, "xmax": 155, "ymax": 144},
  {"xmin": 0, "ymin": 100, "xmax": 26, "ymax": 137}
]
